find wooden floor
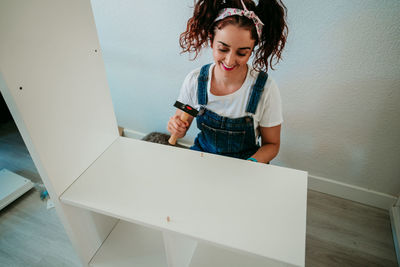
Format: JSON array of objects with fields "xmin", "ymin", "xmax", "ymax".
[{"xmin": 0, "ymin": 120, "xmax": 398, "ymax": 267}]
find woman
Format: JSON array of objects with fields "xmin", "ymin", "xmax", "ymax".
[{"xmin": 167, "ymin": 0, "xmax": 288, "ymax": 163}]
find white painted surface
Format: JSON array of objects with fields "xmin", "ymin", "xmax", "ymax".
[
  {"xmin": 308, "ymin": 174, "xmax": 397, "ymax": 210},
  {"xmin": 90, "ymin": 219, "xmax": 295, "ymax": 267},
  {"xmin": 122, "ymin": 128, "xmax": 397, "ymax": 210},
  {"xmin": 0, "ymin": 169, "xmax": 33, "ymax": 210},
  {"xmin": 61, "ymin": 137, "xmax": 308, "ymax": 266},
  {"xmin": 91, "ymin": 0, "xmax": 400, "ymax": 198},
  {"xmin": 0, "ymin": 0, "xmax": 120, "ymax": 264},
  {"xmin": 122, "ymin": 128, "xmax": 146, "ymax": 140},
  {"xmin": 2, "ymin": 67, "xmax": 119, "ymax": 265},
  {"xmin": 0, "ymin": 0, "xmax": 118, "ymax": 197},
  {"xmin": 190, "ymin": 241, "xmax": 293, "ymax": 267},
  {"xmin": 274, "ymin": 0, "xmax": 400, "ymax": 200},
  {"xmin": 90, "ymin": 220, "xmax": 168, "ymax": 267},
  {"xmin": 163, "ymin": 231, "xmax": 197, "ymax": 267},
  {"xmin": 396, "ymin": 197, "xmax": 400, "ymax": 207}
]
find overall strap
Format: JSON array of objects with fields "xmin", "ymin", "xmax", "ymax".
[
  {"xmin": 197, "ymin": 64, "xmax": 211, "ymax": 105},
  {"xmin": 246, "ymin": 71, "xmax": 268, "ymax": 114}
]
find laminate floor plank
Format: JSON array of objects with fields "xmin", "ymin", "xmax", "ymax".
[
  {"xmin": 306, "ymin": 234, "xmax": 395, "ymax": 267},
  {"xmin": 306, "ymin": 190, "xmax": 397, "ymax": 266},
  {"xmin": 0, "ymin": 188, "xmax": 80, "ymax": 267}
]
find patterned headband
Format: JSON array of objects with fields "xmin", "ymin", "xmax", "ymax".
[{"xmin": 214, "ymin": 0, "xmax": 264, "ymax": 40}]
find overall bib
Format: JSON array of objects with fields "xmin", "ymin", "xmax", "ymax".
[{"xmin": 191, "ymin": 64, "xmax": 268, "ymax": 160}]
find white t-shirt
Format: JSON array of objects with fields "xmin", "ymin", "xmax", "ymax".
[{"xmin": 178, "ymin": 63, "xmax": 283, "ymax": 140}]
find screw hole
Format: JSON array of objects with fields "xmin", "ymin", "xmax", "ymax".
[
  {"xmin": 19, "ymin": 87, "xmax": 23, "ymax": 90},
  {"xmin": 95, "ymin": 49, "xmax": 98, "ymax": 52}
]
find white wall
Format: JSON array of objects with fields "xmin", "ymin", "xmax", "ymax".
[
  {"xmin": 273, "ymin": 0, "xmax": 400, "ymax": 198},
  {"xmin": 90, "ymin": 0, "xmax": 400, "ymax": 199}
]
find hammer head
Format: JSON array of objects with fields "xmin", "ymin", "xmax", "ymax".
[{"xmin": 173, "ymin": 101, "xmax": 198, "ymax": 117}]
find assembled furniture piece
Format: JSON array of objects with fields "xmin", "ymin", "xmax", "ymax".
[{"xmin": 0, "ymin": 1, "xmax": 308, "ymax": 266}]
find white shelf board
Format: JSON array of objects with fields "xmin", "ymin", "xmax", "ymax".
[
  {"xmin": 190, "ymin": 240, "xmax": 293, "ymax": 267},
  {"xmin": 61, "ymin": 137, "xmax": 308, "ymax": 266},
  {"xmin": 0, "ymin": 168, "xmax": 34, "ymax": 210},
  {"xmin": 90, "ymin": 219, "xmax": 293, "ymax": 267},
  {"xmin": 90, "ymin": 220, "xmax": 167, "ymax": 267}
]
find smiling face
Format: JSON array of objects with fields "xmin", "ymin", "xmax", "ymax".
[{"xmin": 211, "ymin": 24, "xmax": 256, "ymax": 77}]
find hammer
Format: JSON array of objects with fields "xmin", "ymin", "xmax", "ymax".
[{"xmin": 168, "ymin": 101, "xmax": 198, "ymax": 145}]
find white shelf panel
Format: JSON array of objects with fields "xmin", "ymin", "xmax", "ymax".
[
  {"xmin": 61, "ymin": 137, "xmax": 308, "ymax": 266},
  {"xmin": 0, "ymin": 168, "xmax": 34, "ymax": 210},
  {"xmin": 90, "ymin": 220, "xmax": 167, "ymax": 267},
  {"xmin": 91, "ymin": 219, "xmax": 292, "ymax": 267},
  {"xmin": 191, "ymin": 241, "xmax": 292, "ymax": 267}
]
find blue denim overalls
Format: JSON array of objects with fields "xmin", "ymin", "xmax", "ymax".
[{"xmin": 190, "ymin": 64, "xmax": 268, "ymax": 160}]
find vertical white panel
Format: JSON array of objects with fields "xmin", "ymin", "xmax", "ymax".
[
  {"xmin": 0, "ymin": 0, "xmax": 118, "ymax": 196},
  {"xmin": 0, "ymin": 0, "xmax": 120, "ymax": 265},
  {"xmin": 163, "ymin": 231, "xmax": 197, "ymax": 267}
]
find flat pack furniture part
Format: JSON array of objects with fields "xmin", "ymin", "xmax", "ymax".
[
  {"xmin": 0, "ymin": 169, "xmax": 34, "ymax": 211},
  {"xmin": 0, "ymin": 1, "xmax": 308, "ymax": 267}
]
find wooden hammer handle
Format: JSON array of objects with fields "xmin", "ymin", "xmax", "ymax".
[{"xmin": 168, "ymin": 112, "xmax": 190, "ymax": 145}]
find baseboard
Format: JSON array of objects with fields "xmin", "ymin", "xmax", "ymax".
[
  {"xmin": 122, "ymin": 128, "xmax": 193, "ymax": 147},
  {"xmin": 390, "ymin": 205, "xmax": 400, "ymax": 265},
  {"xmin": 308, "ymin": 174, "xmax": 397, "ymax": 210},
  {"xmin": 122, "ymin": 128, "xmax": 146, "ymax": 140},
  {"xmin": 396, "ymin": 197, "xmax": 400, "ymax": 207}
]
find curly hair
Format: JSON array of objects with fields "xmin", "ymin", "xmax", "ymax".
[{"xmin": 179, "ymin": 0, "xmax": 288, "ymax": 72}]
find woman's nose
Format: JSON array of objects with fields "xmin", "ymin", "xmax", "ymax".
[{"xmin": 225, "ymin": 52, "xmax": 235, "ymax": 66}]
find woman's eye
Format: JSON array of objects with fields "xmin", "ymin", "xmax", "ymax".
[
  {"xmin": 237, "ymin": 53, "xmax": 247, "ymax": 57},
  {"xmin": 219, "ymin": 49, "xmax": 228, "ymax": 53}
]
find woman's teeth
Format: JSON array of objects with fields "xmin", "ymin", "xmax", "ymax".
[{"xmin": 222, "ymin": 63, "xmax": 234, "ymax": 71}]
